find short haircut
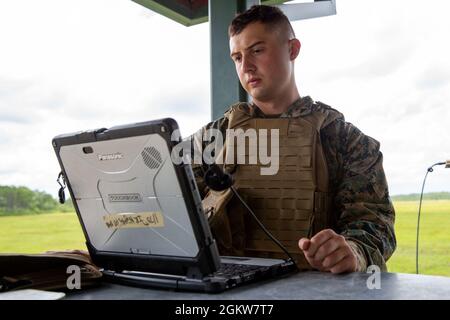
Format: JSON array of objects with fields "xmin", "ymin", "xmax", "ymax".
[{"xmin": 228, "ymin": 5, "xmax": 295, "ymax": 38}]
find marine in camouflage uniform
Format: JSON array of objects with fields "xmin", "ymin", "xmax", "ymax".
[{"xmin": 189, "ymin": 96, "xmax": 396, "ymax": 272}]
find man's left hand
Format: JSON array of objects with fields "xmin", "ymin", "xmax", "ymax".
[{"xmin": 298, "ymin": 229, "xmax": 358, "ymax": 274}]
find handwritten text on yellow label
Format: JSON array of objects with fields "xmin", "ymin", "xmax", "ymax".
[{"xmin": 103, "ymin": 212, "xmax": 164, "ymax": 229}]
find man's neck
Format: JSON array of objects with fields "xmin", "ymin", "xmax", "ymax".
[{"xmin": 252, "ymin": 89, "xmax": 300, "ymax": 116}]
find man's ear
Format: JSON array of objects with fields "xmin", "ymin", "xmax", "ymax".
[{"xmin": 289, "ymin": 38, "xmax": 301, "ymax": 60}]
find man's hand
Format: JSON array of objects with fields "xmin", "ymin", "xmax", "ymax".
[{"xmin": 298, "ymin": 229, "xmax": 358, "ymax": 274}]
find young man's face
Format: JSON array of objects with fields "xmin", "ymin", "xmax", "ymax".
[{"xmin": 229, "ymin": 22, "xmax": 297, "ymax": 106}]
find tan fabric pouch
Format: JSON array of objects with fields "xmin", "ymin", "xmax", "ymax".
[
  {"xmin": 202, "ymin": 188, "xmax": 247, "ymax": 256},
  {"xmin": 0, "ymin": 250, "xmax": 102, "ymax": 292}
]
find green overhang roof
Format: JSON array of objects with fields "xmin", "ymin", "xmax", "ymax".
[{"xmin": 132, "ymin": 0, "xmax": 289, "ymax": 26}]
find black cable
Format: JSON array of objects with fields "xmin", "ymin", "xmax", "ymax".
[
  {"xmin": 203, "ymin": 164, "xmax": 297, "ymax": 266},
  {"xmin": 230, "ymin": 186, "xmax": 297, "ymax": 265},
  {"xmin": 416, "ymin": 162, "xmax": 445, "ymax": 274},
  {"xmin": 57, "ymin": 172, "xmax": 67, "ymax": 204}
]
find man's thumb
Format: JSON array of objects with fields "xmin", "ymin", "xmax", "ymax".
[{"xmin": 298, "ymin": 238, "xmax": 310, "ymax": 251}]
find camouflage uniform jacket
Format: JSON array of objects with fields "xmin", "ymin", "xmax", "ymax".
[{"xmin": 189, "ymin": 96, "xmax": 396, "ymax": 272}]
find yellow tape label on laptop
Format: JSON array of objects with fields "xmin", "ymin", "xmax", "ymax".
[{"xmin": 103, "ymin": 212, "xmax": 164, "ymax": 229}]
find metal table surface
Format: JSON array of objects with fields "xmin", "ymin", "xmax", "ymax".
[{"xmin": 65, "ymin": 271, "xmax": 450, "ymax": 300}]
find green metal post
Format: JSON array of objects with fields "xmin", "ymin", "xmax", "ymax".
[{"xmin": 209, "ymin": 0, "xmax": 247, "ymax": 121}]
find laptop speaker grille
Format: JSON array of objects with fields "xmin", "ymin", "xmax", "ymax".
[{"xmin": 141, "ymin": 147, "xmax": 162, "ymax": 169}]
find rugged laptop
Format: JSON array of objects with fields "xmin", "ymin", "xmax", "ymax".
[{"xmin": 52, "ymin": 118, "xmax": 296, "ymax": 293}]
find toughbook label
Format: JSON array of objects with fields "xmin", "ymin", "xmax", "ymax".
[
  {"xmin": 103, "ymin": 212, "xmax": 164, "ymax": 229},
  {"xmin": 108, "ymin": 193, "xmax": 142, "ymax": 202}
]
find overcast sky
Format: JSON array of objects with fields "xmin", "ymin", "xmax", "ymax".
[{"xmin": 0, "ymin": 0, "xmax": 449, "ymax": 197}]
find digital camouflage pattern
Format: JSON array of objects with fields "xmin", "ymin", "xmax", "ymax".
[{"xmin": 189, "ymin": 96, "xmax": 396, "ymax": 271}]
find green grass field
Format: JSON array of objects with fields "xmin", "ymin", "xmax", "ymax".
[
  {"xmin": 0, "ymin": 200, "xmax": 449, "ymax": 276},
  {"xmin": 386, "ymin": 200, "xmax": 450, "ymax": 276},
  {"xmin": 0, "ymin": 212, "xmax": 87, "ymax": 253}
]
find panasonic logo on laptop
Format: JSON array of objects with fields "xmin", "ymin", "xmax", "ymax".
[
  {"xmin": 108, "ymin": 193, "xmax": 142, "ymax": 202},
  {"xmin": 98, "ymin": 153, "xmax": 123, "ymax": 161}
]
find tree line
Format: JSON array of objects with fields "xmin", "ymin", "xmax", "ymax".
[
  {"xmin": 391, "ymin": 191, "xmax": 450, "ymax": 201},
  {"xmin": 1, "ymin": 184, "xmax": 449, "ymax": 216},
  {"xmin": 0, "ymin": 185, "xmax": 73, "ymax": 216}
]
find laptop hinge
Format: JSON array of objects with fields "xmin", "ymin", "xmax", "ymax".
[{"xmin": 186, "ymin": 267, "xmax": 203, "ymax": 280}]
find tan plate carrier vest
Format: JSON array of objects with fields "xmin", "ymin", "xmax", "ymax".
[{"xmin": 202, "ymin": 104, "xmax": 332, "ymax": 270}]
